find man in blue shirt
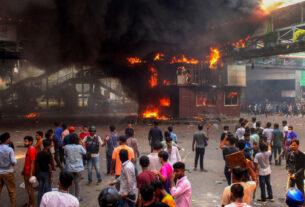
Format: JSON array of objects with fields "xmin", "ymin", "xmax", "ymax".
[
  {"xmin": 168, "ymin": 126, "xmax": 178, "ymax": 143},
  {"xmin": 104, "ymin": 125, "xmax": 119, "ymax": 175},
  {"xmin": 0, "ymin": 132, "xmax": 17, "ymax": 207}
]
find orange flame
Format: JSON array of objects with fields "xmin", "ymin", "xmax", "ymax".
[
  {"xmin": 259, "ymin": 0, "xmax": 304, "ymax": 14},
  {"xmin": 160, "ymin": 97, "xmax": 170, "ymax": 107},
  {"xmin": 154, "ymin": 53, "xmax": 165, "ymax": 61},
  {"xmin": 163, "ymin": 80, "xmax": 174, "ymax": 86},
  {"xmin": 228, "ymin": 92, "xmax": 238, "ymax": 98},
  {"xmin": 232, "ymin": 35, "xmax": 251, "ymax": 48},
  {"xmin": 208, "ymin": 47, "xmax": 222, "ymax": 69},
  {"xmin": 26, "ymin": 113, "xmax": 40, "ymax": 118},
  {"xmin": 149, "ymin": 67, "xmax": 158, "ymax": 88},
  {"xmin": 142, "ymin": 105, "xmax": 159, "ymax": 118},
  {"xmin": 170, "ymin": 55, "xmax": 199, "ymax": 64},
  {"xmin": 126, "ymin": 57, "xmax": 142, "ymax": 64}
]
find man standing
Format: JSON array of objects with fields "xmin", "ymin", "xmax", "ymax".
[
  {"xmin": 286, "ymin": 140, "xmax": 305, "ymax": 198},
  {"xmin": 111, "ymin": 136, "xmax": 134, "ymax": 191},
  {"xmin": 140, "ymin": 184, "xmax": 169, "ymax": 207},
  {"xmin": 109, "ymin": 149, "xmax": 136, "ymax": 207},
  {"xmin": 83, "ymin": 126, "xmax": 104, "ymax": 185},
  {"xmin": 79, "ymin": 125, "xmax": 89, "ymax": 140},
  {"xmin": 36, "ymin": 140, "xmax": 53, "ymax": 206},
  {"xmin": 126, "ymin": 129, "xmax": 140, "ymax": 176},
  {"xmin": 148, "ymin": 121, "xmax": 163, "ymax": 152},
  {"xmin": 0, "ymin": 132, "xmax": 17, "ymax": 207},
  {"xmin": 271, "ymin": 123, "xmax": 284, "ymax": 166},
  {"xmin": 254, "ymin": 143, "xmax": 273, "ymax": 202},
  {"xmin": 235, "ymin": 123, "xmax": 246, "ymax": 140},
  {"xmin": 54, "ymin": 122, "xmax": 64, "ymax": 166},
  {"xmin": 65, "ymin": 134, "xmax": 86, "ymax": 200},
  {"xmin": 147, "ymin": 142, "xmax": 163, "ymax": 171},
  {"xmin": 35, "ymin": 131, "xmax": 44, "ymax": 153},
  {"xmin": 40, "ymin": 172, "xmax": 79, "ymax": 207},
  {"xmin": 22, "ymin": 136, "xmax": 37, "ymax": 207},
  {"xmin": 192, "ymin": 124, "xmax": 208, "ymax": 172},
  {"xmin": 220, "ymin": 126, "xmax": 229, "ymax": 142},
  {"xmin": 104, "ymin": 125, "xmax": 119, "ymax": 175},
  {"xmin": 165, "ymin": 137, "xmax": 181, "ymax": 166},
  {"xmin": 63, "ymin": 126, "xmax": 76, "ymax": 146},
  {"xmin": 168, "ymin": 126, "xmax": 178, "ymax": 143},
  {"xmin": 170, "ymin": 162, "xmax": 191, "ymax": 207}
]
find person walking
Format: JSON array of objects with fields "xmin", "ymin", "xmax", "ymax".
[
  {"xmin": 36, "ymin": 139, "xmax": 53, "ymax": 206},
  {"xmin": 22, "ymin": 136, "xmax": 37, "ymax": 207},
  {"xmin": 148, "ymin": 121, "xmax": 163, "ymax": 152},
  {"xmin": 168, "ymin": 126, "xmax": 178, "ymax": 143},
  {"xmin": 83, "ymin": 126, "xmax": 104, "ymax": 185},
  {"xmin": 286, "ymin": 139, "xmax": 305, "ymax": 198},
  {"xmin": 35, "ymin": 131, "xmax": 44, "ymax": 153},
  {"xmin": 54, "ymin": 122, "xmax": 65, "ymax": 166},
  {"xmin": 65, "ymin": 134, "xmax": 86, "ymax": 200},
  {"xmin": 126, "ymin": 129, "xmax": 140, "ymax": 176},
  {"xmin": 104, "ymin": 125, "xmax": 119, "ymax": 175},
  {"xmin": 0, "ymin": 132, "xmax": 17, "ymax": 207},
  {"xmin": 170, "ymin": 162, "xmax": 191, "ymax": 207},
  {"xmin": 271, "ymin": 123, "xmax": 284, "ymax": 166},
  {"xmin": 192, "ymin": 124, "xmax": 208, "ymax": 172},
  {"xmin": 45, "ymin": 129, "xmax": 63, "ymax": 171},
  {"xmin": 109, "ymin": 149, "xmax": 136, "ymax": 207},
  {"xmin": 254, "ymin": 143, "xmax": 273, "ymax": 203},
  {"xmin": 147, "ymin": 142, "xmax": 163, "ymax": 171},
  {"xmin": 165, "ymin": 137, "xmax": 181, "ymax": 166}
]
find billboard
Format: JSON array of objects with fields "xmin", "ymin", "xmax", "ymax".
[{"xmin": 227, "ymin": 64, "xmax": 246, "ymax": 87}]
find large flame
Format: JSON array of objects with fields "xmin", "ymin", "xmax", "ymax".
[
  {"xmin": 160, "ymin": 97, "xmax": 170, "ymax": 107},
  {"xmin": 208, "ymin": 47, "xmax": 221, "ymax": 69},
  {"xmin": 126, "ymin": 57, "xmax": 142, "ymax": 64},
  {"xmin": 142, "ymin": 105, "xmax": 159, "ymax": 118},
  {"xmin": 149, "ymin": 67, "xmax": 158, "ymax": 88},
  {"xmin": 259, "ymin": 0, "xmax": 305, "ymax": 14},
  {"xmin": 170, "ymin": 55, "xmax": 199, "ymax": 64},
  {"xmin": 232, "ymin": 35, "xmax": 251, "ymax": 48},
  {"xmin": 26, "ymin": 113, "xmax": 40, "ymax": 118},
  {"xmin": 154, "ymin": 53, "xmax": 165, "ymax": 61}
]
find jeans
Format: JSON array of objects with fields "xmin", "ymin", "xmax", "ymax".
[
  {"xmin": 273, "ymin": 146, "xmax": 282, "ymax": 165},
  {"xmin": 69, "ymin": 172, "xmax": 81, "ymax": 200},
  {"xmin": 119, "ymin": 194, "xmax": 136, "ymax": 207},
  {"xmin": 59, "ymin": 147, "xmax": 66, "ymax": 164},
  {"xmin": 24, "ymin": 174, "xmax": 35, "ymax": 206},
  {"xmin": 259, "ymin": 174, "xmax": 273, "ymax": 200},
  {"xmin": 224, "ymin": 166, "xmax": 231, "ymax": 185},
  {"xmin": 290, "ymin": 176, "xmax": 304, "ymax": 199},
  {"xmin": 38, "ymin": 171, "xmax": 52, "ymax": 206},
  {"xmin": 0, "ymin": 173, "xmax": 16, "ymax": 207},
  {"xmin": 194, "ymin": 148, "xmax": 205, "ymax": 169},
  {"xmin": 88, "ymin": 156, "xmax": 102, "ymax": 182},
  {"xmin": 133, "ymin": 159, "xmax": 138, "ymax": 177},
  {"xmin": 106, "ymin": 154, "xmax": 112, "ymax": 174}
]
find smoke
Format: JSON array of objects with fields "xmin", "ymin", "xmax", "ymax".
[{"xmin": 1, "ymin": 0, "xmax": 265, "ymax": 103}]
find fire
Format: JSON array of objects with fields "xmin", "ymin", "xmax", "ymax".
[
  {"xmin": 259, "ymin": 0, "xmax": 305, "ymax": 14},
  {"xmin": 207, "ymin": 47, "xmax": 222, "ymax": 69},
  {"xmin": 126, "ymin": 57, "xmax": 142, "ymax": 64},
  {"xmin": 149, "ymin": 67, "xmax": 158, "ymax": 88},
  {"xmin": 228, "ymin": 92, "xmax": 238, "ymax": 98},
  {"xmin": 26, "ymin": 113, "xmax": 40, "ymax": 118},
  {"xmin": 160, "ymin": 98, "xmax": 170, "ymax": 107},
  {"xmin": 163, "ymin": 80, "xmax": 174, "ymax": 86},
  {"xmin": 232, "ymin": 36, "xmax": 251, "ymax": 48},
  {"xmin": 154, "ymin": 53, "xmax": 165, "ymax": 61},
  {"xmin": 170, "ymin": 55, "xmax": 199, "ymax": 64},
  {"xmin": 142, "ymin": 105, "xmax": 159, "ymax": 118}
]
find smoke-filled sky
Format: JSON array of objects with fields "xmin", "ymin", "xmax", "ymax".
[{"xmin": 1, "ymin": 0, "xmax": 266, "ymax": 102}]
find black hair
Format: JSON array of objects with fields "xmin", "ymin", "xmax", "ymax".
[
  {"xmin": 0, "ymin": 132, "xmax": 10, "ymax": 143},
  {"xmin": 259, "ymin": 142, "xmax": 268, "ymax": 152},
  {"xmin": 59, "ymin": 172, "xmax": 73, "ymax": 188},
  {"xmin": 232, "ymin": 166, "xmax": 245, "ymax": 180},
  {"xmin": 224, "ymin": 126, "xmax": 229, "ymax": 130},
  {"xmin": 241, "ymin": 122, "xmax": 246, "ymax": 127},
  {"xmin": 119, "ymin": 149, "xmax": 129, "ymax": 163},
  {"xmin": 256, "ymin": 121, "xmax": 261, "ymax": 127},
  {"xmin": 139, "ymin": 156, "xmax": 150, "ymax": 168},
  {"xmin": 83, "ymin": 125, "xmax": 88, "ymax": 128},
  {"xmin": 227, "ymin": 135, "xmax": 236, "ymax": 145},
  {"xmin": 168, "ymin": 126, "xmax": 173, "ymax": 132},
  {"xmin": 291, "ymin": 139, "xmax": 299, "ymax": 146},
  {"xmin": 164, "ymin": 131, "xmax": 170, "ymax": 138},
  {"xmin": 173, "ymin": 161, "xmax": 185, "ymax": 170},
  {"xmin": 266, "ymin": 122, "xmax": 271, "ymax": 128},
  {"xmin": 36, "ymin": 131, "xmax": 43, "ymax": 137},
  {"xmin": 282, "ymin": 120, "xmax": 287, "ymax": 125},
  {"xmin": 153, "ymin": 121, "xmax": 159, "ymax": 126},
  {"xmin": 54, "ymin": 122, "xmax": 60, "ymax": 127},
  {"xmin": 119, "ymin": 135, "xmax": 127, "ymax": 143},
  {"xmin": 165, "ymin": 136, "xmax": 172, "ymax": 142},
  {"xmin": 231, "ymin": 183, "xmax": 244, "ymax": 199},
  {"xmin": 239, "ymin": 118, "xmax": 244, "ymax": 123},
  {"xmin": 274, "ymin": 123, "xmax": 279, "ymax": 129},
  {"xmin": 153, "ymin": 142, "xmax": 163, "ymax": 150},
  {"xmin": 158, "ymin": 151, "xmax": 169, "ymax": 162},
  {"xmin": 62, "ymin": 123, "xmax": 67, "ymax": 130},
  {"xmin": 250, "ymin": 128, "xmax": 256, "ymax": 133},
  {"xmin": 126, "ymin": 128, "xmax": 134, "ymax": 138},
  {"xmin": 140, "ymin": 184, "xmax": 154, "ymax": 202},
  {"xmin": 45, "ymin": 129, "xmax": 53, "ymax": 139},
  {"xmin": 252, "ymin": 117, "xmax": 256, "ymax": 122},
  {"xmin": 152, "ymin": 179, "xmax": 163, "ymax": 190},
  {"xmin": 43, "ymin": 139, "xmax": 52, "ymax": 148},
  {"xmin": 24, "ymin": 136, "xmax": 34, "ymax": 143},
  {"xmin": 244, "ymin": 133, "xmax": 250, "ymax": 137},
  {"xmin": 288, "ymin": 126, "xmax": 293, "ymax": 130},
  {"xmin": 198, "ymin": 124, "xmax": 203, "ymax": 130},
  {"xmin": 69, "ymin": 133, "xmax": 79, "ymax": 144},
  {"xmin": 237, "ymin": 140, "xmax": 246, "ymax": 150},
  {"xmin": 110, "ymin": 125, "xmax": 116, "ymax": 132}
]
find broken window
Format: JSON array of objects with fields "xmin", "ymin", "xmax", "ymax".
[
  {"xmin": 196, "ymin": 92, "xmax": 216, "ymax": 106},
  {"xmin": 224, "ymin": 91, "xmax": 238, "ymax": 106}
]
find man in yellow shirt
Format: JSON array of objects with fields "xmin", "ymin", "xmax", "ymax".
[{"xmin": 152, "ymin": 179, "xmax": 176, "ymax": 207}]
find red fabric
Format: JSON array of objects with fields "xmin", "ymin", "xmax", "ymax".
[
  {"xmin": 24, "ymin": 147, "xmax": 37, "ymax": 175},
  {"xmin": 79, "ymin": 132, "xmax": 90, "ymax": 139},
  {"xmin": 137, "ymin": 171, "xmax": 158, "ymax": 189}
]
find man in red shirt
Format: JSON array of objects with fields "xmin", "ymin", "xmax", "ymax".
[
  {"xmin": 22, "ymin": 136, "xmax": 37, "ymax": 207},
  {"xmin": 79, "ymin": 125, "xmax": 90, "ymax": 140}
]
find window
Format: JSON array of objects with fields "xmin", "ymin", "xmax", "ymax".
[
  {"xmin": 224, "ymin": 91, "xmax": 238, "ymax": 106},
  {"xmin": 196, "ymin": 92, "xmax": 216, "ymax": 106}
]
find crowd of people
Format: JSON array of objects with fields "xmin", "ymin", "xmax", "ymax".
[{"xmin": 0, "ymin": 117, "xmax": 304, "ymax": 207}]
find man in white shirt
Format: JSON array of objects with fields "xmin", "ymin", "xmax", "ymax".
[
  {"xmin": 164, "ymin": 137, "xmax": 181, "ymax": 166},
  {"xmin": 262, "ymin": 122, "xmax": 273, "ymax": 145},
  {"xmin": 235, "ymin": 123, "xmax": 246, "ymax": 140},
  {"xmin": 40, "ymin": 172, "xmax": 79, "ymax": 207},
  {"xmin": 147, "ymin": 142, "xmax": 163, "ymax": 171},
  {"xmin": 282, "ymin": 120, "xmax": 288, "ymax": 134}
]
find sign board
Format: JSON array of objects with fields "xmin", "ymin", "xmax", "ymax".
[
  {"xmin": 0, "ymin": 25, "xmax": 16, "ymax": 41},
  {"xmin": 227, "ymin": 64, "xmax": 246, "ymax": 87},
  {"xmin": 301, "ymin": 71, "xmax": 305, "ymax": 86},
  {"xmin": 281, "ymin": 90, "xmax": 296, "ymax": 97}
]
